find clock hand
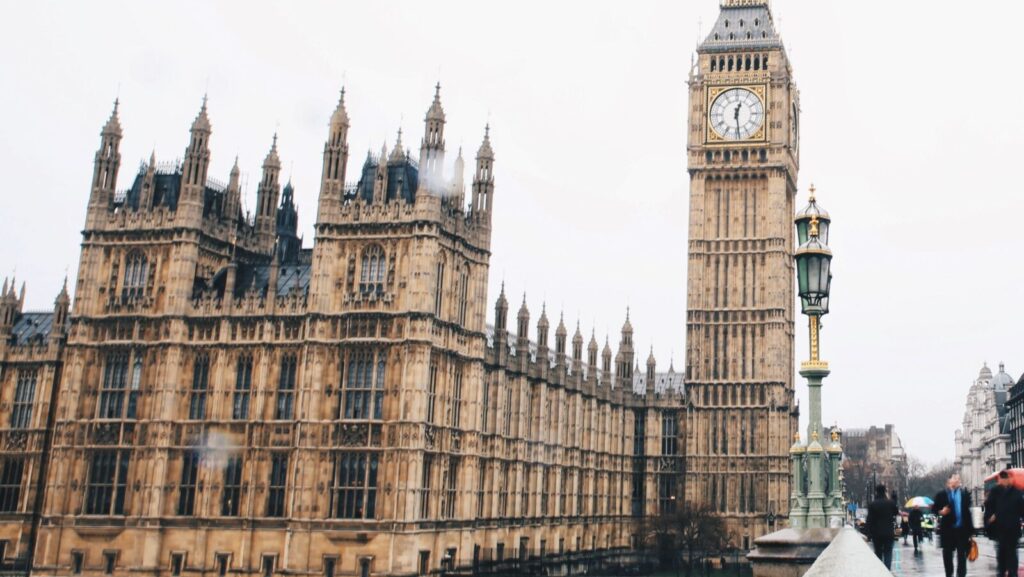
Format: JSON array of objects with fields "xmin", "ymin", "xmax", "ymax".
[{"xmin": 734, "ymin": 104, "xmax": 742, "ymax": 139}]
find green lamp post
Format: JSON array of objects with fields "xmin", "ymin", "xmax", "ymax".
[{"xmin": 790, "ymin": 185, "xmax": 843, "ymax": 529}]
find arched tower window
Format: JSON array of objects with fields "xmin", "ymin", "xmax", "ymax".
[
  {"xmin": 122, "ymin": 251, "xmax": 148, "ymax": 301},
  {"xmin": 434, "ymin": 258, "xmax": 446, "ymax": 317},
  {"xmin": 359, "ymin": 245, "xmax": 386, "ymax": 295},
  {"xmin": 456, "ymin": 266, "xmax": 470, "ymax": 326}
]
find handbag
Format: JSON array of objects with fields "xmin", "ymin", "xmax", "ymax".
[{"xmin": 968, "ymin": 538, "xmax": 979, "ymax": 562}]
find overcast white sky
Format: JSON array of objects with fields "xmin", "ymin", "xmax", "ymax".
[{"xmin": 1, "ymin": 1, "xmax": 1021, "ymax": 466}]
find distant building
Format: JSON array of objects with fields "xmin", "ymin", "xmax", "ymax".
[
  {"xmin": 1003, "ymin": 371, "xmax": 1024, "ymax": 469},
  {"xmin": 955, "ymin": 363, "xmax": 1014, "ymax": 503},
  {"xmin": 841, "ymin": 425, "xmax": 908, "ymax": 505}
]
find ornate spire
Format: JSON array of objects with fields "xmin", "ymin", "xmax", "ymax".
[
  {"xmin": 477, "ymin": 124, "xmax": 494, "ymax": 159},
  {"xmin": 191, "ymin": 94, "xmax": 211, "ymax": 133},
  {"xmin": 389, "ymin": 128, "xmax": 406, "ymax": 162},
  {"xmin": 331, "ymin": 87, "xmax": 349, "ymax": 126},
  {"xmin": 103, "ymin": 98, "xmax": 122, "ymax": 136},
  {"xmin": 556, "ymin": 312, "xmax": 567, "ymax": 337},
  {"xmin": 426, "ymin": 82, "xmax": 445, "ymax": 121},
  {"xmin": 264, "ymin": 134, "xmax": 281, "ymax": 168}
]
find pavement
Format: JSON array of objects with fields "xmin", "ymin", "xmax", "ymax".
[{"xmin": 889, "ymin": 535, "xmax": 1000, "ymax": 576}]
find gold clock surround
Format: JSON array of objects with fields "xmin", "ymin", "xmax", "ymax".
[{"xmin": 705, "ymin": 84, "xmax": 768, "ymax": 144}]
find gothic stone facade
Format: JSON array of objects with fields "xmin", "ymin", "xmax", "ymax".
[
  {"xmin": 683, "ymin": 0, "xmax": 800, "ymax": 545},
  {"xmin": 0, "ymin": 85, "xmax": 688, "ymax": 577},
  {"xmin": 0, "ymin": 280, "xmax": 70, "ymax": 573}
]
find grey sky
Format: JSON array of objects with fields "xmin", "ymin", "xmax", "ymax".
[{"xmin": 1, "ymin": 1, "xmax": 1020, "ymax": 466}]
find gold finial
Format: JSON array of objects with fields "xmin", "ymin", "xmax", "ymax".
[
  {"xmin": 793, "ymin": 432, "xmax": 801, "ymax": 443},
  {"xmin": 811, "ymin": 430, "xmax": 819, "ymax": 442},
  {"xmin": 809, "ymin": 215, "xmax": 820, "ymax": 238},
  {"xmin": 808, "ymin": 183, "xmax": 817, "ymax": 202},
  {"xmin": 831, "ymin": 430, "xmax": 840, "ymax": 442}
]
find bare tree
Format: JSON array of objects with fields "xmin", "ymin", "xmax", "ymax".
[
  {"xmin": 906, "ymin": 459, "xmax": 956, "ymax": 500},
  {"xmin": 671, "ymin": 504, "xmax": 729, "ymax": 577}
]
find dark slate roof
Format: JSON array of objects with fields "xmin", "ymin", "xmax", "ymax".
[
  {"xmin": 117, "ymin": 164, "xmax": 234, "ymax": 220},
  {"xmin": 700, "ymin": 2, "xmax": 782, "ymax": 53},
  {"xmin": 210, "ymin": 263, "xmax": 312, "ymax": 299},
  {"xmin": 9, "ymin": 312, "xmax": 55, "ymax": 346},
  {"xmin": 353, "ymin": 154, "xmax": 420, "ymax": 204}
]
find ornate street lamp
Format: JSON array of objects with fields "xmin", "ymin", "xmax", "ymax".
[{"xmin": 789, "ymin": 184, "xmax": 844, "ymax": 529}]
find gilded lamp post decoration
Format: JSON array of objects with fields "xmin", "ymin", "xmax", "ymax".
[{"xmin": 789, "ymin": 185, "xmax": 844, "ymax": 529}]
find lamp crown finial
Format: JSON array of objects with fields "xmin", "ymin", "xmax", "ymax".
[{"xmin": 809, "ymin": 183, "xmax": 817, "ymax": 201}]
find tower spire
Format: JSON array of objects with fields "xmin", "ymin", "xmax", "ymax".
[
  {"xmin": 419, "ymin": 83, "xmax": 447, "ymax": 190},
  {"xmin": 87, "ymin": 99, "xmax": 124, "ymax": 227},
  {"xmin": 255, "ymin": 134, "xmax": 282, "ymax": 251},
  {"xmin": 471, "ymin": 125, "xmax": 495, "ymax": 223},
  {"xmin": 317, "ymin": 86, "xmax": 351, "ymax": 224}
]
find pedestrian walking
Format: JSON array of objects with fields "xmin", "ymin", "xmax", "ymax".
[
  {"xmin": 901, "ymin": 513, "xmax": 911, "ymax": 545},
  {"xmin": 933, "ymin": 473, "xmax": 974, "ymax": 577},
  {"xmin": 867, "ymin": 484, "xmax": 899, "ymax": 569},
  {"xmin": 983, "ymin": 470, "xmax": 1024, "ymax": 577},
  {"xmin": 909, "ymin": 506, "xmax": 924, "ymax": 554}
]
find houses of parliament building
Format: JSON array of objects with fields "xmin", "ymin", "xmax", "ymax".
[{"xmin": 0, "ymin": 1, "xmax": 801, "ymax": 576}]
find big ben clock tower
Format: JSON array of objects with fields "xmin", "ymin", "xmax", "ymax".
[{"xmin": 684, "ymin": 0, "xmax": 800, "ymax": 544}]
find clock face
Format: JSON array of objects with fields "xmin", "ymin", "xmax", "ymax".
[{"xmin": 709, "ymin": 87, "xmax": 765, "ymax": 141}]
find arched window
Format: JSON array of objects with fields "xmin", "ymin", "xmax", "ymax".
[
  {"xmin": 122, "ymin": 252, "xmax": 148, "ymax": 301},
  {"xmin": 359, "ymin": 245, "xmax": 386, "ymax": 295}
]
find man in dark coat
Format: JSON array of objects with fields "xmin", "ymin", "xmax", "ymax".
[
  {"xmin": 866, "ymin": 484, "xmax": 899, "ymax": 569},
  {"xmin": 933, "ymin": 473, "xmax": 974, "ymax": 577},
  {"xmin": 908, "ymin": 506, "xmax": 925, "ymax": 553},
  {"xmin": 984, "ymin": 470, "xmax": 1024, "ymax": 577}
]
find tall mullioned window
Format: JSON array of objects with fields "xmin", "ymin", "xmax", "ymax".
[
  {"xmin": 420, "ymin": 455, "xmax": 434, "ymax": 519},
  {"xmin": 98, "ymin": 352, "xmax": 130, "ymax": 419},
  {"xmin": 266, "ymin": 454, "xmax": 288, "ymax": 517},
  {"xmin": 85, "ymin": 450, "xmax": 130, "ymax": 515},
  {"xmin": 661, "ymin": 412, "xmax": 679, "ymax": 456},
  {"xmin": 178, "ymin": 451, "xmax": 200, "ymax": 515},
  {"xmin": 342, "ymin": 350, "xmax": 385, "ymax": 420},
  {"xmin": 222, "ymin": 457, "xmax": 243, "ymax": 516},
  {"xmin": 450, "ymin": 366, "xmax": 463, "ymax": 428},
  {"xmin": 330, "ymin": 452, "xmax": 378, "ymax": 519},
  {"xmin": 0, "ymin": 458, "xmax": 25, "ymax": 512},
  {"xmin": 122, "ymin": 252, "xmax": 148, "ymax": 300},
  {"xmin": 434, "ymin": 261, "xmax": 445, "ymax": 316},
  {"xmin": 275, "ymin": 354, "xmax": 297, "ymax": 420},
  {"xmin": 456, "ymin": 267, "xmax": 469, "ymax": 325},
  {"xmin": 233, "ymin": 355, "xmax": 253, "ymax": 420},
  {"xmin": 440, "ymin": 457, "xmax": 459, "ymax": 520},
  {"xmin": 359, "ymin": 245, "xmax": 386, "ymax": 295},
  {"xmin": 10, "ymin": 369, "xmax": 37, "ymax": 429},
  {"xmin": 426, "ymin": 358, "xmax": 438, "ymax": 424},
  {"xmin": 189, "ymin": 355, "xmax": 210, "ymax": 420}
]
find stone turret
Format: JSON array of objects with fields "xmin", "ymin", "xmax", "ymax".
[
  {"xmin": 87, "ymin": 100, "xmax": 122, "ymax": 228},
  {"xmin": 255, "ymin": 135, "xmax": 282, "ymax": 251},
  {"xmin": 419, "ymin": 83, "xmax": 446, "ymax": 190},
  {"xmin": 178, "ymin": 97, "xmax": 212, "ymax": 223},
  {"xmin": 317, "ymin": 88, "xmax": 350, "ymax": 224}
]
